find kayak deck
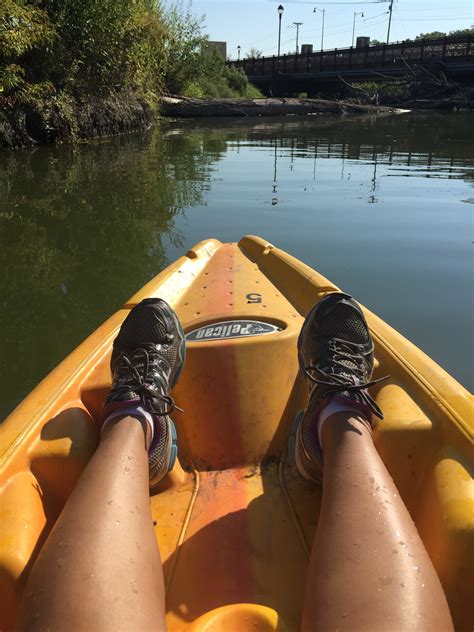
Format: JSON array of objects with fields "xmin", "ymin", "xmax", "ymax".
[{"xmin": 0, "ymin": 236, "xmax": 472, "ymax": 631}]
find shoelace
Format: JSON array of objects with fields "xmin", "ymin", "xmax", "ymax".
[
  {"xmin": 114, "ymin": 348, "xmax": 182, "ymax": 416},
  {"xmin": 304, "ymin": 340, "xmax": 389, "ymax": 419}
]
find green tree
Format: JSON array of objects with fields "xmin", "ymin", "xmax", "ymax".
[
  {"xmin": 1, "ymin": 0, "xmax": 169, "ymax": 97},
  {"xmin": 448, "ymin": 26, "xmax": 474, "ymax": 37},
  {"xmin": 1, "ymin": 0, "xmax": 261, "ymax": 121},
  {"xmin": 39, "ymin": 0, "xmax": 168, "ymax": 93},
  {"xmin": 0, "ymin": 1, "xmax": 56, "ymax": 94},
  {"xmin": 161, "ymin": 2, "xmax": 261, "ymax": 98},
  {"xmin": 246, "ymin": 48, "xmax": 263, "ymax": 59},
  {"xmin": 161, "ymin": 1, "xmax": 207, "ymax": 95},
  {"xmin": 415, "ymin": 31, "xmax": 446, "ymax": 40}
]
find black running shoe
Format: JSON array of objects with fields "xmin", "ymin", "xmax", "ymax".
[
  {"xmin": 289, "ymin": 292, "xmax": 386, "ymax": 482},
  {"xmin": 102, "ymin": 298, "xmax": 185, "ymax": 488}
]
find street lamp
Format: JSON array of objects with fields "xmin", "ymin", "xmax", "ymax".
[
  {"xmin": 277, "ymin": 5, "xmax": 284, "ymax": 57},
  {"xmin": 313, "ymin": 8, "xmax": 325, "ymax": 51},
  {"xmin": 352, "ymin": 12, "xmax": 364, "ymax": 47},
  {"xmin": 237, "ymin": 45, "xmax": 241, "ymax": 61}
]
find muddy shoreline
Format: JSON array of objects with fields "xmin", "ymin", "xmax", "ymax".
[{"xmin": 0, "ymin": 92, "xmax": 154, "ymax": 150}]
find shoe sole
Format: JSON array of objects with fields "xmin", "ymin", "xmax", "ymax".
[
  {"xmin": 159, "ymin": 305, "xmax": 185, "ymax": 480},
  {"xmin": 141, "ymin": 299, "xmax": 185, "ymax": 488},
  {"xmin": 150, "ymin": 418, "xmax": 178, "ymax": 490},
  {"xmin": 168, "ymin": 307, "xmax": 187, "ymax": 389}
]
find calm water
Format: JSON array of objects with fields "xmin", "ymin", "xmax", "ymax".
[{"xmin": 1, "ymin": 111, "xmax": 473, "ymax": 420}]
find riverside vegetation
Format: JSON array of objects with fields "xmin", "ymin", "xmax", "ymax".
[{"xmin": 0, "ymin": 0, "xmax": 261, "ymax": 147}]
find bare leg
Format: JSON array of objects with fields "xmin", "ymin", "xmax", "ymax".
[
  {"xmin": 22, "ymin": 416, "xmax": 166, "ymax": 632},
  {"xmin": 302, "ymin": 413, "xmax": 453, "ymax": 632}
]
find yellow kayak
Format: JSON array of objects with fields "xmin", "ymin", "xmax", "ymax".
[{"xmin": 0, "ymin": 235, "xmax": 472, "ymax": 631}]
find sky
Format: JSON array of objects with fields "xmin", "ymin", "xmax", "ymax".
[{"xmin": 189, "ymin": 0, "xmax": 473, "ymax": 58}]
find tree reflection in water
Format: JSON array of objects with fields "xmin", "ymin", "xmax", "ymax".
[{"xmin": 0, "ymin": 130, "xmax": 226, "ymax": 419}]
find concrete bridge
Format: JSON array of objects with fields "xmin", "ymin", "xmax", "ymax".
[{"xmin": 229, "ymin": 35, "xmax": 474, "ymax": 96}]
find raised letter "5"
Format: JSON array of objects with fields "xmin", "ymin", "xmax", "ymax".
[{"xmin": 246, "ymin": 293, "xmax": 262, "ymax": 304}]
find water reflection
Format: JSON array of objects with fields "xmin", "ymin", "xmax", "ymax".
[
  {"xmin": 171, "ymin": 112, "xmax": 473, "ymax": 181},
  {"xmin": 0, "ymin": 131, "xmax": 226, "ymax": 418},
  {"xmin": 0, "ymin": 111, "xmax": 472, "ymax": 419}
]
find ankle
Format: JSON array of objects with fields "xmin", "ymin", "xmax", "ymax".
[
  {"xmin": 315, "ymin": 396, "xmax": 372, "ymax": 446},
  {"xmin": 102, "ymin": 414, "xmax": 152, "ymax": 450},
  {"xmin": 320, "ymin": 412, "xmax": 372, "ymax": 451}
]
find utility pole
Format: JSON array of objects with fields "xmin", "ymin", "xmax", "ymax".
[
  {"xmin": 313, "ymin": 8, "xmax": 325, "ymax": 51},
  {"xmin": 293, "ymin": 22, "xmax": 303, "ymax": 54},
  {"xmin": 386, "ymin": 0, "xmax": 394, "ymax": 44},
  {"xmin": 352, "ymin": 12, "xmax": 364, "ymax": 47}
]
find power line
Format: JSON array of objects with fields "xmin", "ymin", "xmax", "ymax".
[
  {"xmin": 392, "ymin": 3, "xmax": 406, "ymax": 42},
  {"xmin": 396, "ymin": 16, "xmax": 473, "ymax": 21},
  {"xmin": 364, "ymin": 11, "xmax": 389, "ymax": 21},
  {"xmin": 286, "ymin": 16, "xmax": 388, "ymax": 41},
  {"xmin": 396, "ymin": 4, "xmax": 472, "ymax": 11},
  {"xmin": 270, "ymin": 0, "xmax": 388, "ymax": 4},
  {"xmin": 244, "ymin": 3, "xmax": 473, "ymax": 55}
]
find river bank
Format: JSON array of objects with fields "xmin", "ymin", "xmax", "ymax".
[
  {"xmin": 0, "ymin": 92, "xmax": 154, "ymax": 150},
  {"xmin": 0, "ymin": 93, "xmax": 397, "ymax": 149},
  {"xmin": 2, "ymin": 87, "xmax": 472, "ymax": 149}
]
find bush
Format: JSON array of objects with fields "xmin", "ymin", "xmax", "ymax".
[
  {"xmin": 179, "ymin": 50, "xmax": 262, "ymax": 99},
  {"xmin": 1, "ymin": 0, "xmax": 261, "ymax": 108},
  {"xmin": 0, "ymin": 0, "xmax": 56, "ymax": 94},
  {"xmin": 1, "ymin": 0, "xmax": 168, "ymax": 98}
]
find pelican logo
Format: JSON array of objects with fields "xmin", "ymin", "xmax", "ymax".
[{"xmin": 186, "ymin": 320, "xmax": 281, "ymax": 342}]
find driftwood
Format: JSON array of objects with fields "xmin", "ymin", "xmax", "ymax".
[
  {"xmin": 160, "ymin": 95, "xmax": 396, "ymax": 118},
  {"xmin": 338, "ymin": 64, "xmax": 474, "ymax": 110}
]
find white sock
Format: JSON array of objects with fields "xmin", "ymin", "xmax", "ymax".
[
  {"xmin": 317, "ymin": 400, "xmax": 371, "ymax": 446},
  {"xmin": 102, "ymin": 405, "xmax": 154, "ymax": 449}
]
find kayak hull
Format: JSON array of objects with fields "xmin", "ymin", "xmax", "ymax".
[{"xmin": 0, "ymin": 236, "xmax": 472, "ymax": 631}]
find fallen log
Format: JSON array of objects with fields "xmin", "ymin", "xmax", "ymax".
[{"xmin": 160, "ymin": 95, "xmax": 397, "ymax": 118}]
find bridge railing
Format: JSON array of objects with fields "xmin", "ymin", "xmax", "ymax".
[{"xmin": 231, "ymin": 34, "xmax": 473, "ymax": 77}]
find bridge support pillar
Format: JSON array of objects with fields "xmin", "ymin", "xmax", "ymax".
[{"xmin": 270, "ymin": 73, "xmax": 290, "ymax": 98}]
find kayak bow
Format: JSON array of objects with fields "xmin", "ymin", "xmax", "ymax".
[{"xmin": 0, "ymin": 236, "xmax": 472, "ymax": 631}]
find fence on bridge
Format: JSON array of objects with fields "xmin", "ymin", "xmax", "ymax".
[{"xmin": 231, "ymin": 35, "xmax": 473, "ymax": 77}]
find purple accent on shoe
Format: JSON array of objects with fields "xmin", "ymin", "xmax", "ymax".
[
  {"xmin": 317, "ymin": 394, "xmax": 373, "ymax": 425},
  {"xmin": 102, "ymin": 400, "xmax": 164, "ymax": 456},
  {"xmin": 102, "ymin": 398, "xmax": 141, "ymax": 425}
]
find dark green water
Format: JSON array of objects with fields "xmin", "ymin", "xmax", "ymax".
[{"xmin": 1, "ymin": 111, "xmax": 473, "ymax": 420}]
